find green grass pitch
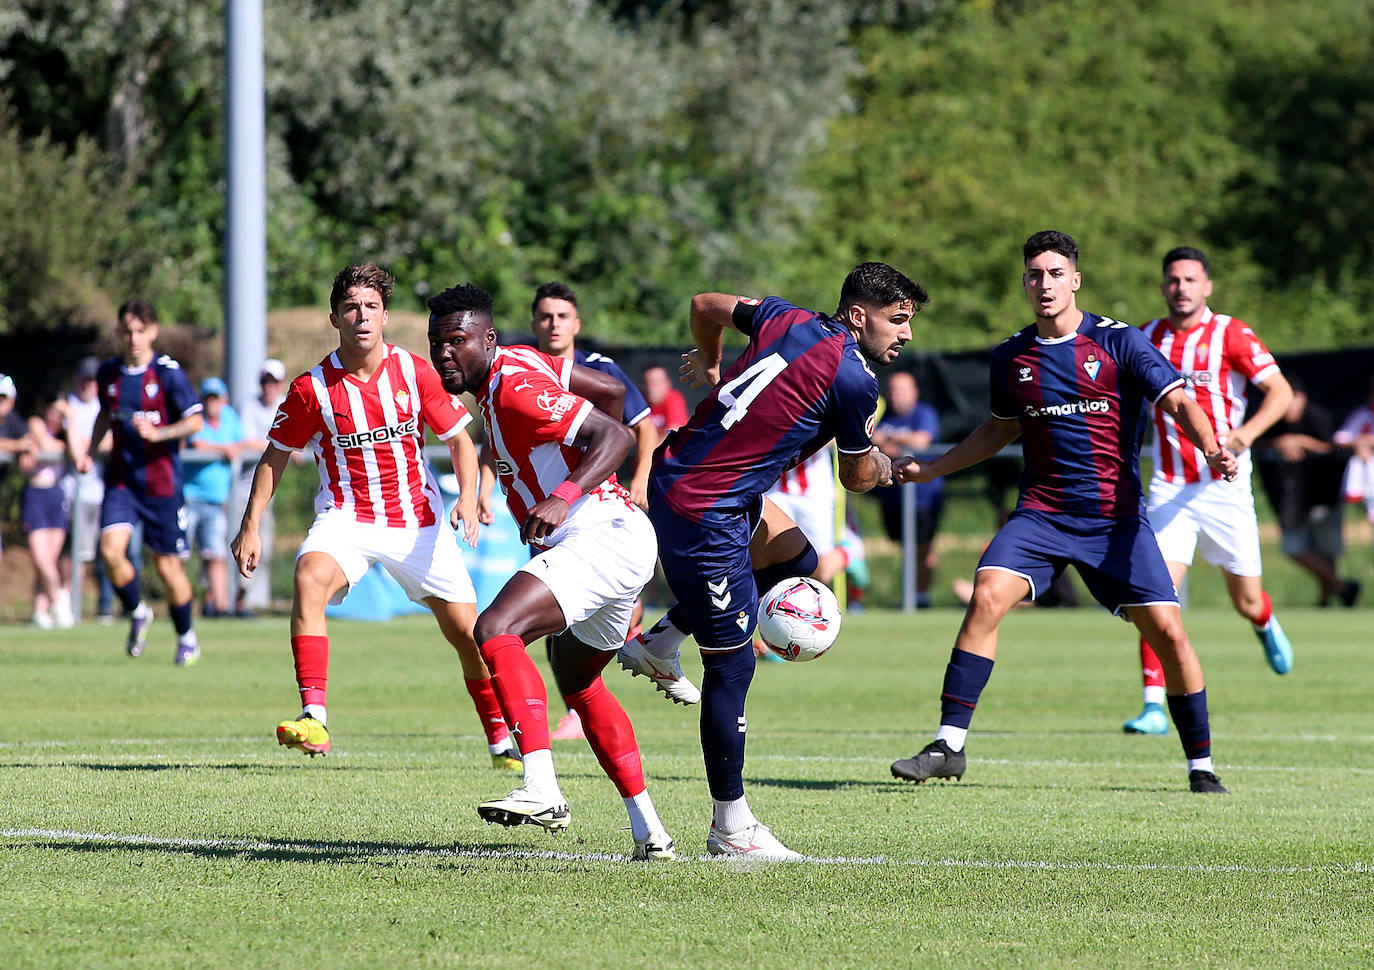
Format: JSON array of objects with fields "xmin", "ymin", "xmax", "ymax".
[{"xmin": 2, "ymin": 607, "xmax": 1371, "ymax": 969}]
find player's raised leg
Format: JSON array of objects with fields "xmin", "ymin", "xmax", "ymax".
[{"xmin": 891, "ymin": 565, "xmax": 1025, "ymax": 783}]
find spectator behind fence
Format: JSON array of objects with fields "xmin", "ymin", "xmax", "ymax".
[
  {"xmin": 66, "ymin": 356, "xmax": 135, "ymax": 623},
  {"xmin": 642, "ymin": 364, "xmax": 689, "ymax": 445},
  {"xmin": 1254, "ymin": 380, "xmax": 1360, "ymax": 607},
  {"xmin": 20, "ymin": 397, "xmax": 74, "ymax": 628},
  {"xmin": 230, "ymin": 357, "xmax": 287, "ymax": 616},
  {"xmin": 1334, "ymin": 375, "xmax": 1374, "ymax": 536},
  {"xmin": 1, "ymin": 374, "xmax": 36, "ymax": 566},
  {"xmin": 185, "ymin": 377, "xmax": 244, "ymax": 618},
  {"xmin": 871, "ymin": 370, "xmax": 944, "ymax": 608}
]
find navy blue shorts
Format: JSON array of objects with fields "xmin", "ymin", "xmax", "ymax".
[
  {"xmin": 978, "ymin": 508, "xmax": 1177, "ymax": 617},
  {"xmin": 647, "ymin": 490, "xmax": 763, "ymax": 651},
  {"xmin": 101, "ymin": 485, "xmax": 189, "ymax": 557},
  {"xmin": 22, "ymin": 484, "xmax": 69, "ymax": 532}
]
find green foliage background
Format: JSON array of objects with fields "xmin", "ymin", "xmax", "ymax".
[{"xmin": 1, "ymin": 0, "xmax": 1372, "ymax": 348}]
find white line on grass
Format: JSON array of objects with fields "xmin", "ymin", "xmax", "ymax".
[{"xmin": 5, "ymin": 827, "xmax": 1371, "ymax": 875}]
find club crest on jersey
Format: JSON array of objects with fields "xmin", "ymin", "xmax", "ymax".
[
  {"xmin": 1083, "ymin": 355, "xmax": 1101, "ymax": 381},
  {"xmin": 536, "ymin": 389, "xmax": 577, "ymax": 421},
  {"xmin": 1018, "ymin": 366, "xmax": 1033, "ymax": 383},
  {"xmin": 145, "ymin": 379, "xmax": 159, "ymax": 398},
  {"xmin": 394, "ymin": 389, "xmax": 410, "ymax": 414}
]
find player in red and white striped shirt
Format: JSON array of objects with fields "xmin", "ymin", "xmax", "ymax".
[
  {"xmin": 231, "ymin": 264, "xmax": 517, "ymax": 768},
  {"xmin": 1124, "ymin": 247, "xmax": 1295, "ymax": 735},
  {"xmin": 427, "ymin": 282, "xmax": 675, "ymax": 861}
]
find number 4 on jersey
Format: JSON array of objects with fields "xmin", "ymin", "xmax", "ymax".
[{"xmin": 717, "ymin": 353, "xmax": 788, "ymax": 429}]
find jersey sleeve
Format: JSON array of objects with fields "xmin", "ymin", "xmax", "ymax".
[
  {"xmin": 606, "ymin": 359, "xmax": 651, "ymax": 425},
  {"xmin": 988, "ymin": 346, "xmax": 1017, "ymax": 421},
  {"xmin": 831, "ymin": 349, "xmax": 881, "ymax": 455},
  {"xmin": 1222, "ymin": 318, "xmax": 1280, "ymax": 385},
  {"xmin": 500, "ymin": 371, "xmax": 595, "ymax": 448},
  {"xmin": 163, "ymin": 364, "xmax": 202, "ymax": 422},
  {"xmin": 1120, "ymin": 326, "xmax": 1185, "ymax": 402},
  {"xmin": 730, "ymin": 297, "xmax": 765, "ymax": 336},
  {"xmin": 415, "ymin": 358, "xmax": 472, "ymax": 440},
  {"xmin": 267, "ymin": 376, "xmax": 321, "ymax": 452}
]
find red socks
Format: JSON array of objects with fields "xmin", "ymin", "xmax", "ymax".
[
  {"xmin": 291, "ymin": 635, "xmax": 330, "ymax": 707},
  {"xmin": 464, "ymin": 677, "xmax": 510, "ymax": 745},
  {"xmin": 564, "ymin": 677, "xmax": 645, "ymax": 798},
  {"xmin": 1138, "ymin": 636, "xmax": 1166, "ymax": 690},
  {"xmin": 479, "ymin": 635, "xmax": 549, "ymax": 752},
  {"xmin": 1254, "ymin": 591, "xmax": 1273, "ymax": 628}
]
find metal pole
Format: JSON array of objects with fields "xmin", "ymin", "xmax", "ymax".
[
  {"xmin": 224, "ymin": 0, "xmax": 268, "ymax": 413},
  {"xmin": 901, "ymin": 481, "xmax": 918, "ymax": 611}
]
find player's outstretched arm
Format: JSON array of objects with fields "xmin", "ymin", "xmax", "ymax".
[
  {"xmin": 894, "ymin": 415, "xmax": 1020, "ymax": 484},
  {"xmin": 519, "ymin": 409, "xmax": 633, "ymax": 546},
  {"xmin": 231, "ymin": 446, "xmax": 292, "ymax": 577},
  {"xmin": 1158, "ymin": 387, "xmax": 1238, "ymax": 480}
]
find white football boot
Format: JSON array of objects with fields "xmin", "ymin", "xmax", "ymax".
[
  {"xmin": 706, "ymin": 821, "xmax": 803, "ymax": 861},
  {"xmin": 631, "ymin": 828, "xmax": 677, "ymax": 861},
  {"xmin": 477, "ymin": 785, "xmax": 571, "ymax": 832},
  {"xmin": 617, "ymin": 635, "xmax": 701, "ymax": 705}
]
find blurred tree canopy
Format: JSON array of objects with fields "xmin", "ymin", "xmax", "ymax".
[{"xmin": 0, "ymin": 0, "xmax": 1371, "ymax": 349}]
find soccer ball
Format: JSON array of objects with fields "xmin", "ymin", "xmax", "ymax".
[{"xmin": 757, "ymin": 577, "xmax": 841, "ymax": 662}]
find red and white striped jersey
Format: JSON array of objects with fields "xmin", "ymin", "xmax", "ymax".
[
  {"xmin": 269, "ymin": 344, "xmax": 471, "ymax": 527},
  {"xmin": 475, "ymin": 345, "xmax": 630, "ymax": 540},
  {"xmin": 767, "ymin": 445, "xmax": 836, "ymax": 502},
  {"xmin": 1143, "ymin": 309, "xmax": 1280, "ymax": 484}
]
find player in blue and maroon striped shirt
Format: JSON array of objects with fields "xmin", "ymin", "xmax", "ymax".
[
  {"xmin": 889, "ymin": 230, "xmax": 1238, "ymax": 794},
  {"xmin": 638, "ymin": 261, "xmax": 928, "ymax": 859},
  {"xmin": 77, "ymin": 299, "xmax": 204, "ymax": 666}
]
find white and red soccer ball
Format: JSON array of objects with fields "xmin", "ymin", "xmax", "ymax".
[{"xmin": 757, "ymin": 577, "xmax": 841, "ymax": 662}]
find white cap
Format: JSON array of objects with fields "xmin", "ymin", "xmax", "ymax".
[
  {"xmin": 260, "ymin": 358, "xmax": 286, "ymax": 382},
  {"xmin": 0, "ymin": 374, "xmax": 15, "ymax": 398}
]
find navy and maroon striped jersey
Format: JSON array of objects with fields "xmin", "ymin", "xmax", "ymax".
[
  {"xmin": 989, "ymin": 311, "xmax": 1183, "ymax": 519},
  {"xmin": 96, "ymin": 355, "xmax": 202, "ymax": 499},
  {"xmin": 652, "ymin": 297, "xmax": 880, "ymax": 520}
]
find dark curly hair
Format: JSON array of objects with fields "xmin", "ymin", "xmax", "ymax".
[{"xmin": 427, "ymin": 283, "xmax": 495, "ymax": 321}]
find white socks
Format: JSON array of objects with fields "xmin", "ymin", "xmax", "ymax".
[
  {"xmin": 521, "ymin": 748, "xmax": 561, "ymax": 794},
  {"xmin": 935, "ymin": 725, "xmax": 968, "ymax": 752},
  {"xmin": 712, "ymin": 795, "xmax": 757, "ymax": 834},
  {"xmin": 624, "ymin": 790, "xmax": 665, "ymax": 841}
]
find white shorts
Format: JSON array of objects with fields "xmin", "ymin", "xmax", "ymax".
[
  {"xmin": 521, "ymin": 502, "xmax": 657, "ymax": 651},
  {"xmin": 1146, "ymin": 475, "xmax": 1262, "ymax": 577},
  {"xmin": 764, "ymin": 491, "xmax": 837, "ymax": 555},
  {"xmin": 298, "ymin": 511, "xmax": 476, "ymax": 606}
]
